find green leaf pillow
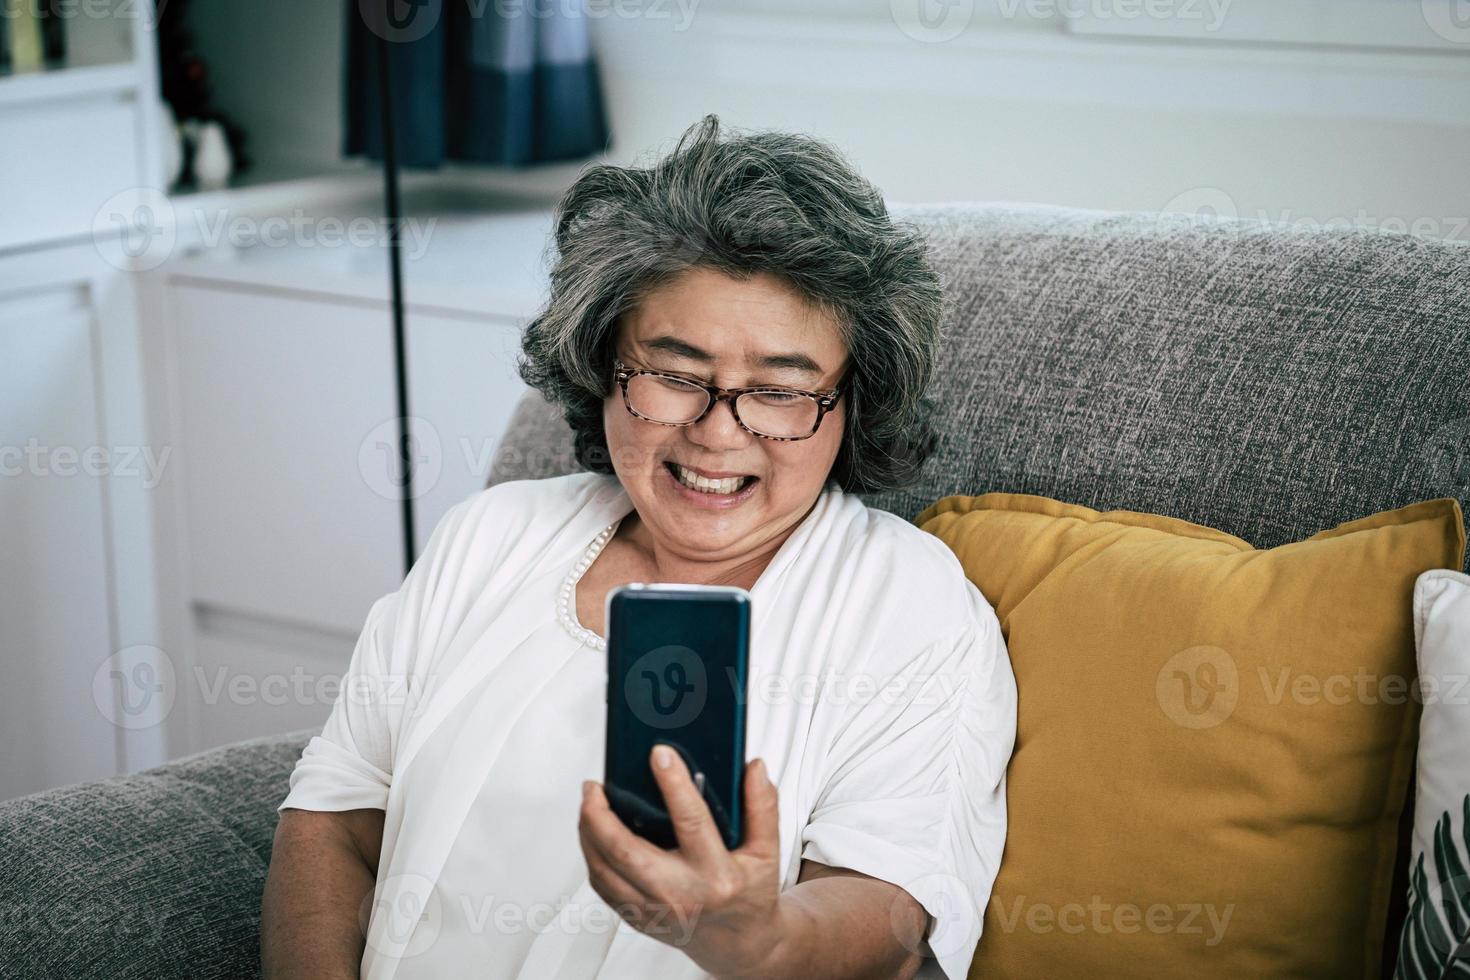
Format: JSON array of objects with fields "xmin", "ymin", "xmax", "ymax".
[{"xmin": 1397, "ymin": 570, "xmax": 1470, "ymax": 978}]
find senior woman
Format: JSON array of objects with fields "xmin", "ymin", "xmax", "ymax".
[{"xmin": 261, "ymin": 114, "xmax": 1017, "ymax": 980}]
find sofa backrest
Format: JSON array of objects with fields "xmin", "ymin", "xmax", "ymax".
[{"xmin": 488, "ymin": 203, "xmax": 1470, "ymax": 564}]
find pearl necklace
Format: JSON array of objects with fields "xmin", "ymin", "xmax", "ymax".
[{"xmin": 557, "ymin": 519, "xmax": 621, "ymax": 649}]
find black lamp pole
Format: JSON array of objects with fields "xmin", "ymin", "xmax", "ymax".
[{"xmin": 375, "ymin": 18, "xmax": 417, "ymax": 575}]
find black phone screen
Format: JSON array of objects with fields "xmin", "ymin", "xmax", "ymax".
[{"xmin": 604, "ymin": 584, "xmax": 750, "ymax": 850}]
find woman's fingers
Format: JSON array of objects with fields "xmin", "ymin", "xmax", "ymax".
[
  {"xmin": 579, "ymin": 780, "xmax": 679, "ymax": 898},
  {"xmin": 578, "ymin": 799, "xmax": 651, "ymax": 918},
  {"xmin": 735, "ymin": 758, "xmax": 780, "ymax": 861},
  {"xmin": 649, "ymin": 743, "xmax": 729, "ymax": 867}
]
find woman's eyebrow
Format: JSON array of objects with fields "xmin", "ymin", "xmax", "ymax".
[{"xmin": 641, "ymin": 335, "xmax": 824, "ymax": 376}]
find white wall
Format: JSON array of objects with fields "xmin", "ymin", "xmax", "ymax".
[
  {"xmin": 188, "ymin": 0, "xmax": 357, "ymax": 184},
  {"xmin": 192, "ymin": 0, "xmax": 1470, "ymax": 238}
]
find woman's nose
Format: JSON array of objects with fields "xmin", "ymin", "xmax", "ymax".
[{"xmin": 689, "ymin": 396, "xmax": 749, "ymax": 446}]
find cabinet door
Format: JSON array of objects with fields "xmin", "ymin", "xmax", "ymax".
[
  {"xmin": 407, "ymin": 310, "xmax": 531, "ymax": 552},
  {"xmin": 0, "ymin": 94, "xmax": 143, "ymax": 251},
  {"xmin": 170, "ymin": 282, "xmax": 405, "ymax": 634},
  {"xmin": 168, "ymin": 282, "xmax": 408, "ymax": 752},
  {"xmin": 0, "ymin": 286, "xmax": 119, "ymax": 800}
]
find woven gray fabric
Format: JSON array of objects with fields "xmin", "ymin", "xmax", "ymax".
[
  {"xmin": 0, "ymin": 731, "xmax": 310, "ymax": 979},
  {"xmin": 489, "ymin": 203, "xmax": 1470, "ymax": 567}
]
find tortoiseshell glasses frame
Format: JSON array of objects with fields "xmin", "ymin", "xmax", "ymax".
[{"xmin": 612, "ymin": 358, "xmax": 844, "ymax": 441}]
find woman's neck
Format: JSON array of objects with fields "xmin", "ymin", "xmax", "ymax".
[{"xmin": 614, "ymin": 510, "xmax": 786, "ymax": 591}]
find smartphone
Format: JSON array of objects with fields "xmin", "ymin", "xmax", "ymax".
[{"xmin": 603, "ymin": 583, "xmax": 750, "ymax": 850}]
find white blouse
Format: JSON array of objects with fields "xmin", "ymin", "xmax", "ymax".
[{"xmin": 278, "ymin": 471, "xmax": 1016, "ymax": 980}]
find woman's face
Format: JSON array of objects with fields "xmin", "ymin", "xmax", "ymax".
[{"xmin": 604, "ymin": 266, "xmax": 849, "ymax": 565}]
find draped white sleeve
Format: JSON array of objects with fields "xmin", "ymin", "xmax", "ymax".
[{"xmin": 797, "ymin": 573, "xmax": 1016, "ymax": 980}]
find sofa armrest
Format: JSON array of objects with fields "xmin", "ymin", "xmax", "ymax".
[{"xmin": 0, "ymin": 731, "xmax": 311, "ymax": 980}]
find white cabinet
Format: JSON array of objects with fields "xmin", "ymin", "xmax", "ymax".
[
  {"xmin": 0, "ymin": 287, "xmax": 117, "ymax": 799},
  {"xmin": 160, "ymin": 213, "xmax": 546, "ymax": 755},
  {"xmin": 0, "ymin": 247, "xmax": 165, "ymax": 801},
  {"xmin": 169, "ymin": 283, "xmax": 404, "ymax": 633},
  {"xmin": 0, "ymin": 85, "xmax": 145, "ymax": 251},
  {"xmin": 166, "ymin": 280, "xmax": 405, "ymax": 753},
  {"xmin": 406, "ymin": 309, "xmax": 531, "ymax": 547}
]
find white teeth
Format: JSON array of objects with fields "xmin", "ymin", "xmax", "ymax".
[{"xmin": 671, "ymin": 463, "xmax": 748, "ymax": 495}]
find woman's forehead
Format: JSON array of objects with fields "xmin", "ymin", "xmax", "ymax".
[{"xmin": 619, "ymin": 268, "xmax": 847, "ymax": 374}]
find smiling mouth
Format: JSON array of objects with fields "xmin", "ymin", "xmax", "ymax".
[{"xmin": 664, "ymin": 461, "xmax": 758, "ymax": 495}]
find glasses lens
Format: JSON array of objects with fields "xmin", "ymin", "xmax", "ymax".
[
  {"xmin": 626, "ymin": 373, "xmax": 709, "ymax": 423},
  {"xmin": 736, "ymin": 391, "xmax": 820, "ymax": 439}
]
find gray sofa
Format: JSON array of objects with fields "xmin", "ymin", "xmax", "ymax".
[{"xmin": 3, "ymin": 204, "xmax": 1466, "ymax": 979}]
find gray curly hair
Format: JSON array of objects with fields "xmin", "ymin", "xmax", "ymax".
[{"xmin": 517, "ymin": 113, "xmax": 943, "ymax": 495}]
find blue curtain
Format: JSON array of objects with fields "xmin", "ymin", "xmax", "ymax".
[{"xmin": 345, "ymin": 0, "xmax": 611, "ymax": 168}]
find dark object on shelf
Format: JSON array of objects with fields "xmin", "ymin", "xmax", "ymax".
[
  {"xmin": 39, "ymin": 0, "xmax": 65, "ymax": 66},
  {"xmin": 152, "ymin": 0, "xmax": 250, "ymax": 183},
  {"xmin": 0, "ymin": 12, "xmax": 10, "ymax": 73}
]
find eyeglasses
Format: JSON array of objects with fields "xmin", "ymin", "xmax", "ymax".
[{"xmin": 612, "ymin": 358, "xmax": 843, "ymax": 441}]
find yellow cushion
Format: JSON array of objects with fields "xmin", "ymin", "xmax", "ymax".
[{"xmin": 912, "ymin": 493, "xmax": 1466, "ymax": 979}]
